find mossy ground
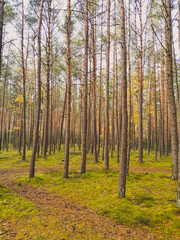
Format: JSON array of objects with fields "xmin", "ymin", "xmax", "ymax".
[{"xmin": 0, "ymin": 147, "xmax": 180, "ymax": 239}]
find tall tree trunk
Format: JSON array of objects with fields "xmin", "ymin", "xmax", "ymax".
[
  {"xmin": 77, "ymin": 84, "xmax": 82, "ymax": 150},
  {"xmin": 29, "ymin": 0, "xmax": 44, "ymax": 178},
  {"xmin": 160, "ymin": 28, "xmax": 164, "ymax": 156},
  {"xmin": 80, "ymin": 0, "xmax": 88, "ymax": 173},
  {"xmin": 148, "ymin": 62, "xmax": 152, "ymax": 156},
  {"xmin": 127, "ymin": 0, "xmax": 131, "ymax": 175},
  {"xmin": 42, "ymin": 0, "xmax": 51, "ymax": 158},
  {"xmin": 49, "ymin": 57, "xmax": 53, "ymax": 155},
  {"xmin": 165, "ymin": 0, "xmax": 178, "ymax": 180},
  {"xmin": 0, "ymin": 56, "xmax": 8, "ymax": 151},
  {"xmin": 165, "ymin": 29, "xmax": 169, "ymax": 158},
  {"xmin": 87, "ymin": 54, "xmax": 92, "ymax": 151},
  {"xmin": 92, "ymin": 0, "xmax": 98, "ymax": 162},
  {"xmin": 138, "ymin": 0, "xmax": 143, "ymax": 163},
  {"xmin": 63, "ymin": 0, "xmax": 71, "ymax": 178},
  {"xmin": 21, "ymin": 0, "xmax": 26, "ymax": 160},
  {"xmin": 104, "ymin": 0, "xmax": 110, "ymax": 170},
  {"xmin": 115, "ymin": 7, "xmax": 119, "ymax": 163},
  {"xmin": 153, "ymin": 32, "xmax": 157, "ymax": 161},
  {"xmin": 98, "ymin": 0, "xmax": 103, "ymax": 157},
  {"xmin": 111, "ymin": 0, "xmax": 116, "ymax": 158},
  {"xmin": 177, "ymin": 0, "xmax": 180, "ymax": 208},
  {"xmin": 118, "ymin": 0, "xmax": 127, "ymax": 198},
  {"xmin": 0, "ymin": 0, "xmax": 4, "ymax": 151}
]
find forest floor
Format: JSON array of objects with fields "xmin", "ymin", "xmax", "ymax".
[{"xmin": 0, "ymin": 148, "xmax": 180, "ymax": 239}]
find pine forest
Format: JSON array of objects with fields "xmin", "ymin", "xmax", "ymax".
[{"xmin": 0, "ymin": 0, "xmax": 180, "ymax": 239}]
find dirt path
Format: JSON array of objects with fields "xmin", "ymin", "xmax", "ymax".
[
  {"xmin": 5, "ymin": 182, "xmax": 156, "ymax": 240},
  {"xmin": 0, "ymin": 168, "xmax": 157, "ymax": 240}
]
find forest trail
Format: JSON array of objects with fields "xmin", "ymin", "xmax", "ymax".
[{"xmin": 0, "ymin": 168, "xmax": 156, "ymax": 240}]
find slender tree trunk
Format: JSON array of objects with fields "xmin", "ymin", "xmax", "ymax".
[
  {"xmin": 87, "ymin": 54, "xmax": 92, "ymax": 152},
  {"xmin": 138, "ymin": 0, "xmax": 143, "ymax": 163},
  {"xmin": 165, "ymin": 29, "xmax": 169, "ymax": 158},
  {"xmin": 78, "ymin": 84, "xmax": 82, "ymax": 150},
  {"xmin": 18, "ymin": 106, "xmax": 23, "ymax": 153},
  {"xmin": 153, "ymin": 32, "xmax": 157, "ymax": 161},
  {"xmin": 0, "ymin": 0, "xmax": 4, "ymax": 151},
  {"xmin": 59, "ymin": 86, "xmax": 67, "ymax": 151},
  {"xmin": 80, "ymin": 0, "xmax": 88, "ymax": 173},
  {"xmin": 160, "ymin": 28, "xmax": 164, "ymax": 156},
  {"xmin": 49, "ymin": 59, "xmax": 53, "ymax": 155},
  {"xmin": 165, "ymin": 0, "xmax": 178, "ymax": 180},
  {"xmin": 127, "ymin": 0, "xmax": 131, "ymax": 175},
  {"xmin": 148, "ymin": 63, "xmax": 152, "ymax": 156},
  {"xmin": 0, "ymin": 57, "xmax": 8, "ymax": 151},
  {"xmin": 21, "ymin": 0, "xmax": 26, "ymax": 160},
  {"xmin": 92, "ymin": 0, "xmax": 98, "ymax": 162},
  {"xmin": 98, "ymin": 0, "xmax": 103, "ymax": 157},
  {"xmin": 104, "ymin": 0, "xmax": 110, "ymax": 170},
  {"xmin": 42, "ymin": 0, "xmax": 51, "ymax": 158},
  {"xmin": 177, "ymin": 0, "xmax": 180, "ymax": 209},
  {"xmin": 118, "ymin": 0, "xmax": 127, "ymax": 198},
  {"xmin": 63, "ymin": 0, "xmax": 71, "ymax": 178},
  {"xmin": 29, "ymin": 0, "xmax": 44, "ymax": 178}
]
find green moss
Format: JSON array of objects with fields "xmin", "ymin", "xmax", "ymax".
[{"xmin": 0, "ymin": 148, "xmax": 179, "ymax": 239}]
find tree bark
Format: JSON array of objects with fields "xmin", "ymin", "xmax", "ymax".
[
  {"xmin": 177, "ymin": 0, "xmax": 180, "ymax": 208},
  {"xmin": 98, "ymin": 0, "xmax": 103, "ymax": 157},
  {"xmin": 104, "ymin": 0, "xmax": 110, "ymax": 170},
  {"xmin": 42, "ymin": 0, "xmax": 51, "ymax": 158},
  {"xmin": 0, "ymin": 0, "xmax": 4, "ymax": 151},
  {"xmin": 21, "ymin": 0, "xmax": 26, "ymax": 160},
  {"xmin": 29, "ymin": 0, "xmax": 44, "ymax": 178},
  {"xmin": 118, "ymin": 0, "xmax": 127, "ymax": 198},
  {"xmin": 127, "ymin": 0, "xmax": 131, "ymax": 175},
  {"xmin": 160, "ymin": 28, "xmax": 164, "ymax": 156},
  {"xmin": 153, "ymin": 32, "xmax": 157, "ymax": 161},
  {"xmin": 92, "ymin": 0, "xmax": 98, "ymax": 162},
  {"xmin": 138, "ymin": 0, "xmax": 143, "ymax": 164},
  {"xmin": 80, "ymin": 0, "xmax": 88, "ymax": 173},
  {"xmin": 63, "ymin": 0, "xmax": 71, "ymax": 179},
  {"xmin": 165, "ymin": 0, "xmax": 178, "ymax": 180}
]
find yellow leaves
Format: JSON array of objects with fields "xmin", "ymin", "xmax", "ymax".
[
  {"xmin": 14, "ymin": 126, "xmax": 20, "ymax": 130},
  {"xmin": 15, "ymin": 94, "xmax": 23, "ymax": 103}
]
